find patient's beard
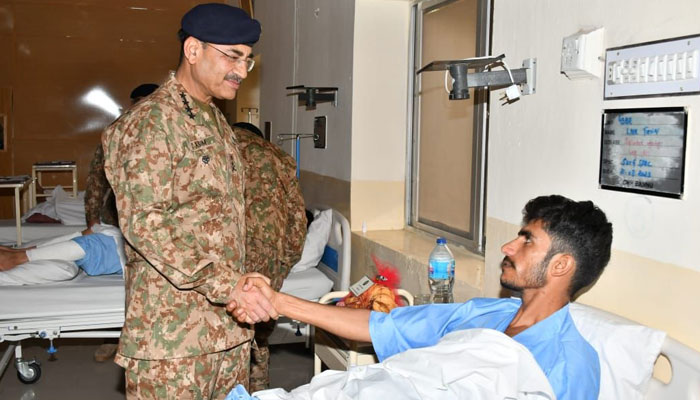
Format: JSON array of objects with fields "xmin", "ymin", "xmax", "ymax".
[{"xmin": 500, "ymin": 256, "xmax": 548, "ymax": 292}]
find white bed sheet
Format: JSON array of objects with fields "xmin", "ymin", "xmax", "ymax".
[
  {"xmin": 0, "ymin": 219, "xmax": 86, "ymax": 245},
  {"xmin": 0, "ymin": 272, "xmax": 125, "ymax": 337},
  {"xmin": 255, "ymin": 329, "xmax": 555, "ymax": 400}
]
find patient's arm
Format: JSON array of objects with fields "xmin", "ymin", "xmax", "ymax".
[{"xmin": 227, "ymin": 277, "xmax": 372, "ymax": 343}]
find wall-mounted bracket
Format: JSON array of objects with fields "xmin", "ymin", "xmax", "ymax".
[
  {"xmin": 286, "ymin": 85, "xmax": 338, "ymax": 109},
  {"xmin": 417, "ymin": 55, "xmax": 537, "ymax": 100}
]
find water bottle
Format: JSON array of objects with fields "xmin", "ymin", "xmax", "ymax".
[{"xmin": 428, "ymin": 237, "xmax": 455, "ymax": 303}]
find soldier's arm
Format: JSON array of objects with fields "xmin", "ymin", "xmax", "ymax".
[
  {"xmin": 84, "ymin": 144, "xmax": 107, "ymax": 228},
  {"xmin": 103, "ymin": 120, "xmax": 272, "ymax": 314}
]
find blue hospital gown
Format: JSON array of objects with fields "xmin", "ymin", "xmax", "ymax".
[
  {"xmin": 369, "ymin": 298, "xmax": 600, "ymax": 400},
  {"xmin": 71, "ymin": 233, "xmax": 123, "ymax": 276}
]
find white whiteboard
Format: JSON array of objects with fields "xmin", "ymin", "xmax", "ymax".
[{"xmin": 599, "ymin": 107, "xmax": 687, "ymax": 198}]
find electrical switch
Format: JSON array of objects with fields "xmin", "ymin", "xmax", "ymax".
[
  {"xmin": 604, "ymin": 34, "xmax": 700, "ymax": 98},
  {"xmin": 689, "ymin": 51, "xmax": 698, "ymax": 78},
  {"xmin": 668, "ymin": 54, "xmax": 676, "ymax": 80}
]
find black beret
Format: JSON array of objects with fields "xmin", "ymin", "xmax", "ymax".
[
  {"xmin": 130, "ymin": 83, "xmax": 159, "ymax": 100},
  {"xmin": 181, "ymin": 3, "xmax": 261, "ymax": 46}
]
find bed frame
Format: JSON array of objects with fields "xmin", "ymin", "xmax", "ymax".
[
  {"xmin": 315, "ymin": 208, "xmax": 351, "ymax": 292},
  {"xmin": 0, "ymin": 274, "xmax": 124, "ymax": 383},
  {"xmin": 647, "ymin": 336, "xmax": 700, "ymax": 399},
  {"xmin": 268, "ymin": 208, "xmax": 351, "ymax": 346}
]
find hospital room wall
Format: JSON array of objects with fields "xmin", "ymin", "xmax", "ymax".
[
  {"xmin": 256, "ymin": 0, "xmax": 355, "ymax": 219},
  {"xmin": 349, "ymin": 0, "xmax": 410, "ymax": 231},
  {"xmin": 255, "ymin": 0, "xmax": 412, "ymax": 227},
  {"xmin": 486, "ymin": 0, "xmax": 700, "ymax": 351},
  {"xmin": 0, "ymin": 0, "xmax": 230, "ymax": 219}
]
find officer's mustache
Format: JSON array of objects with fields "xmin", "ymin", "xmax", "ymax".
[{"xmin": 225, "ymin": 73, "xmax": 243, "ymax": 83}]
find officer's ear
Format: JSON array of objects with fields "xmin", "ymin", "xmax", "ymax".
[{"xmin": 183, "ymin": 37, "xmax": 202, "ymax": 64}]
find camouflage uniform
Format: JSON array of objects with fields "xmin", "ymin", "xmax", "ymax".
[
  {"xmin": 234, "ymin": 127, "xmax": 306, "ymax": 391},
  {"xmin": 103, "ymin": 74, "xmax": 251, "ymax": 397},
  {"xmin": 121, "ymin": 341, "xmax": 250, "ymax": 399},
  {"xmin": 84, "ymin": 143, "xmax": 119, "ymax": 227}
]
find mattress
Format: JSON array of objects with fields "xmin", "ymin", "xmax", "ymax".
[
  {"xmin": 280, "ymin": 267, "xmax": 334, "ymax": 301},
  {"xmin": 0, "ymin": 219, "xmax": 86, "ymax": 246},
  {"xmin": 0, "ymin": 273, "xmax": 125, "ymax": 337}
]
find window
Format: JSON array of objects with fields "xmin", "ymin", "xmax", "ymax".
[{"xmin": 408, "ymin": 0, "xmax": 491, "ymax": 253}]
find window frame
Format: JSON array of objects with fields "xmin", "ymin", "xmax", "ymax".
[{"xmin": 406, "ymin": 0, "xmax": 492, "ymax": 254}]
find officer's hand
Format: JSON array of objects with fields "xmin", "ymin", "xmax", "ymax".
[
  {"xmin": 230, "ymin": 273, "xmax": 278, "ymax": 324},
  {"xmin": 228, "ymin": 274, "xmax": 278, "ymax": 324}
]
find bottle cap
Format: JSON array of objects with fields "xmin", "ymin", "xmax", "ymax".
[{"xmin": 436, "ymin": 237, "xmax": 447, "ymax": 244}]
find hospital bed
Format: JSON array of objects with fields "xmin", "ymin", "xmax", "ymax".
[
  {"xmin": 567, "ymin": 303, "xmax": 700, "ymax": 400},
  {"xmin": 0, "ymin": 207, "xmax": 350, "ymax": 384},
  {"xmin": 268, "ymin": 208, "xmax": 351, "ymax": 346},
  {"xmin": 0, "ymin": 273, "xmax": 124, "ymax": 383},
  {"xmin": 0, "ymin": 219, "xmax": 86, "ymax": 246},
  {"xmin": 0, "ymin": 184, "xmax": 87, "ymax": 247}
]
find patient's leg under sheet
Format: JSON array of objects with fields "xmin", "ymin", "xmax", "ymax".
[
  {"xmin": 253, "ymin": 329, "xmax": 555, "ymax": 400},
  {"xmin": 27, "ymin": 239, "xmax": 85, "ymax": 263},
  {"xmin": 0, "ymin": 237, "xmax": 83, "ymax": 285},
  {"xmin": 0, "ymin": 259, "xmax": 79, "ymax": 285}
]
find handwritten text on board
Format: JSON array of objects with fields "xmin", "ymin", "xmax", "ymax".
[{"xmin": 600, "ymin": 109, "xmax": 685, "ymax": 197}]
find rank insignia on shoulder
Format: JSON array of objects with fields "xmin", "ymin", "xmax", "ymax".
[
  {"xmin": 202, "ymin": 155, "xmax": 210, "ymax": 165},
  {"xmin": 180, "ymin": 92, "xmax": 195, "ymax": 119}
]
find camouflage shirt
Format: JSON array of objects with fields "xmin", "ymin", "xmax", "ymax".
[
  {"xmin": 84, "ymin": 143, "xmax": 119, "ymax": 227},
  {"xmin": 233, "ymin": 128, "xmax": 306, "ymax": 291},
  {"xmin": 103, "ymin": 74, "xmax": 251, "ymax": 360}
]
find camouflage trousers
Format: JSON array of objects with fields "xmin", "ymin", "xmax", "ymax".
[
  {"xmin": 249, "ymin": 319, "xmax": 277, "ymax": 392},
  {"xmin": 119, "ymin": 341, "xmax": 251, "ymax": 400}
]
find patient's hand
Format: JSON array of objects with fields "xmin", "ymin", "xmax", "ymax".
[
  {"xmin": 227, "ymin": 276, "xmax": 278, "ymax": 324},
  {"xmin": 230, "ymin": 273, "xmax": 279, "ymax": 324}
]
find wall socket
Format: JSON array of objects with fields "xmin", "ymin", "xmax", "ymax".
[
  {"xmin": 561, "ymin": 27, "xmax": 605, "ymax": 79},
  {"xmin": 314, "ymin": 116, "xmax": 327, "ymax": 149}
]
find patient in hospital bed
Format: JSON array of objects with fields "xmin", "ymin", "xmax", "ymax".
[
  {"xmin": 0, "ymin": 223, "xmax": 125, "ymax": 285},
  {"xmin": 228, "ymin": 195, "xmax": 614, "ymax": 400}
]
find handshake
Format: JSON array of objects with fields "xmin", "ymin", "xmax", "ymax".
[
  {"xmin": 227, "ymin": 273, "xmax": 374, "ymax": 343},
  {"xmin": 226, "ymin": 272, "xmax": 281, "ymax": 324}
]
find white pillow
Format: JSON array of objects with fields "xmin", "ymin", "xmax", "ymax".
[
  {"xmin": 569, "ymin": 302, "xmax": 666, "ymax": 400},
  {"xmin": 289, "ymin": 209, "xmax": 333, "ymax": 274},
  {"xmin": 53, "ymin": 185, "xmax": 87, "ymax": 226},
  {"xmin": 21, "ymin": 190, "xmax": 59, "ymax": 222}
]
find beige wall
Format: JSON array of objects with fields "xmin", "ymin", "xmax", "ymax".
[
  {"xmin": 488, "ymin": 0, "xmax": 700, "ymax": 351},
  {"xmin": 300, "ymin": 170, "xmax": 351, "ymax": 220},
  {"xmin": 350, "ymin": 0, "xmax": 411, "ymax": 231},
  {"xmin": 352, "ymin": 229, "xmax": 484, "ymax": 301}
]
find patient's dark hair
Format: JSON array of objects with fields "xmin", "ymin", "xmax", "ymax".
[{"xmin": 523, "ymin": 195, "xmax": 613, "ymax": 297}]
